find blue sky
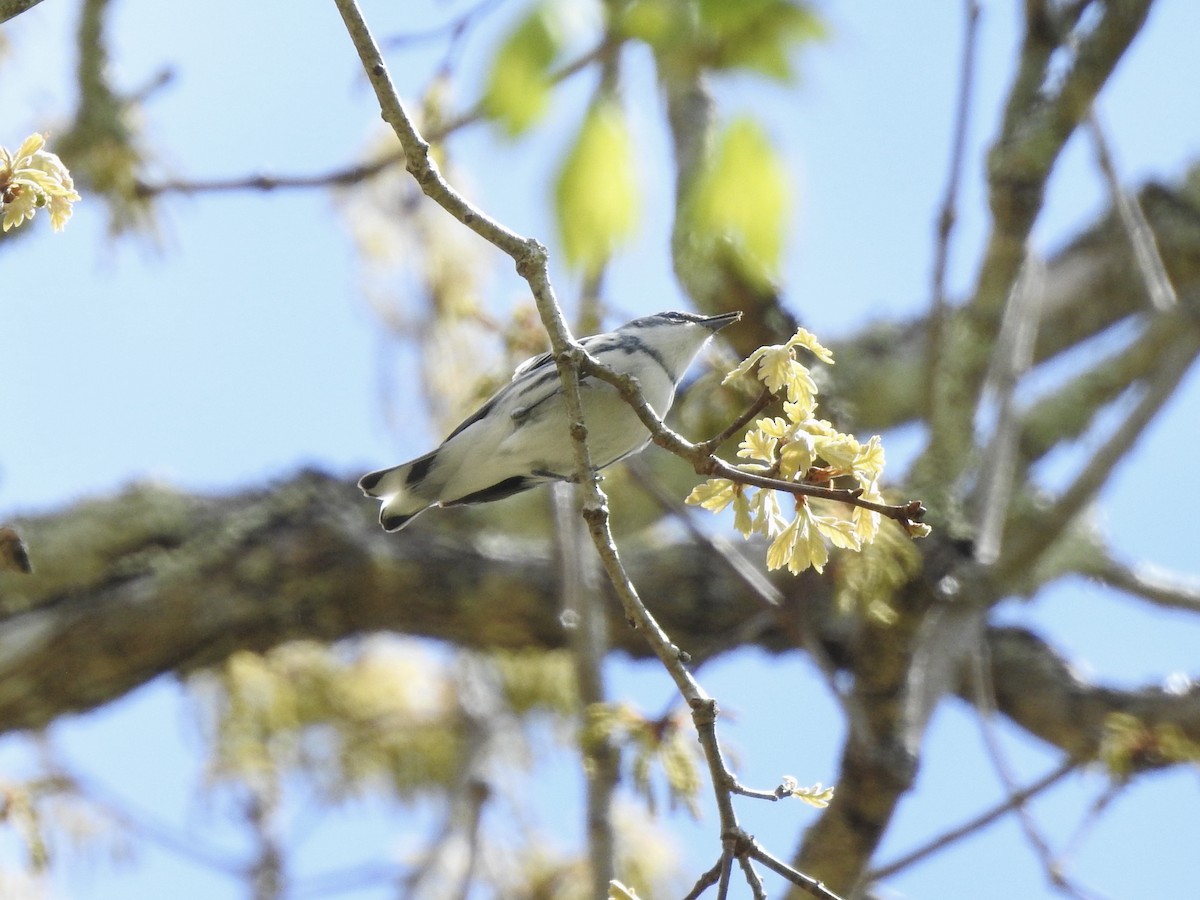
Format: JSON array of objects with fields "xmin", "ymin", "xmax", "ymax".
[{"xmin": 2, "ymin": 2, "xmax": 1200, "ymax": 898}]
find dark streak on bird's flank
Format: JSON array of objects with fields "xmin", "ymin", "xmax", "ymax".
[{"xmin": 443, "ymin": 475, "xmax": 539, "ymax": 506}]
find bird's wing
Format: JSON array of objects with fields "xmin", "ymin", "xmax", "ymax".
[
  {"xmin": 442, "ymin": 352, "xmax": 561, "ymax": 442},
  {"xmin": 511, "ymin": 349, "xmax": 554, "ymax": 378},
  {"xmin": 443, "ymin": 330, "xmax": 619, "ymax": 442}
]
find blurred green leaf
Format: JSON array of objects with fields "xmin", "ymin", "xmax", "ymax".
[
  {"xmin": 482, "ymin": 4, "xmax": 562, "ymax": 136},
  {"xmin": 698, "ymin": 0, "xmax": 823, "ymax": 79},
  {"xmin": 619, "ymin": 0, "xmax": 823, "ymax": 80},
  {"xmin": 686, "ymin": 117, "xmax": 790, "ymax": 285},
  {"xmin": 554, "ymin": 99, "xmax": 640, "ymax": 275},
  {"xmin": 618, "ymin": 0, "xmax": 678, "ymax": 49}
]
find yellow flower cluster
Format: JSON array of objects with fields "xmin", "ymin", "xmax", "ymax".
[
  {"xmin": 686, "ymin": 328, "xmax": 895, "ymax": 574},
  {"xmin": 1, "ymin": 133, "xmax": 80, "ymax": 233}
]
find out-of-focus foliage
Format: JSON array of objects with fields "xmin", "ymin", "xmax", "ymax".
[
  {"xmin": 203, "ymin": 639, "xmax": 464, "ymax": 801},
  {"xmin": 492, "ymin": 648, "xmax": 579, "ymax": 715},
  {"xmin": 336, "ymin": 126, "xmax": 499, "ymax": 434},
  {"xmin": 56, "ymin": 0, "xmax": 154, "ymax": 235},
  {"xmin": 475, "ymin": 0, "xmax": 818, "ymax": 291},
  {"xmin": 682, "ymin": 117, "xmax": 791, "ymax": 288},
  {"xmin": 582, "ymin": 704, "xmax": 702, "ymax": 817},
  {"xmin": 618, "ymin": 0, "xmax": 823, "ymax": 79},
  {"xmin": 510, "ymin": 803, "xmax": 681, "ymax": 899},
  {"xmin": 554, "ymin": 99, "xmax": 640, "ymax": 276},
  {"xmin": 0, "ymin": 776, "xmax": 122, "ymax": 884},
  {"xmin": 834, "ymin": 521, "xmax": 923, "ymax": 624},
  {"xmin": 197, "ymin": 641, "xmax": 694, "ymax": 896},
  {"xmin": 482, "ymin": 2, "xmax": 564, "ymax": 136},
  {"xmin": 1100, "ymin": 712, "xmax": 1200, "ymax": 782}
]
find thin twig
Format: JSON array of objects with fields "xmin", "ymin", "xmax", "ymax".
[
  {"xmin": 925, "ymin": 0, "xmax": 982, "ymax": 415},
  {"xmin": 746, "ymin": 840, "xmax": 843, "ymax": 899},
  {"xmin": 736, "ymin": 853, "xmax": 767, "ymax": 899},
  {"xmin": 729, "ymin": 783, "xmax": 785, "ymax": 802},
  {"xmin": 1085, "ymin": 109, "xmax": 1177, "ymax": 312},
  {"xmin": 1083, "ymin": 555, "xmax": 1200, "ymax": 615},
  {"xmin": 381, "ymin": 0, "xmax": 507, "ymax": 50},
  {"xmin": 552, "ymin": 484, "xmax": 618, "ymax": 895},
  {"xmin": 682, "ymin": 858, "xmax": 724, "ymax": 900},
  {"xmin": 135, "ymin": 37, "xmax": 614, "ymax": 199},
  {"xmin": 715, "ymin": 847, "xmax": 734, "ymax": 899},
  {"xmin": 135, "ymin": 157, "xmax": 402, "ymax": 197},
  {"xmin": 329, "ymin": 8, "xmax": 827, "ymax": 900},
  {"xmin": 697, "ymin": 386, "xmax": 775, "ymax": 454},
  {"xmin": 867, "ymin": 756, "xmax": 1078, "ymax": 881},
  {"xmin": 69, "ymin": 772, "xmax": 243, "ymax": 875},
  {"xmin": 969, "ymin": 641, "xmax": 1093, "ymax": 898},
  {"xmin": 973, "ymin": 254, "xmax": 1045, "ymax": 564},
  {"xmin": 625, "ymin": 458, "xmax": 781, "ymax": 608},
  {"xmin": 995, "ymin": 326, "xmax": 1200, "ymax": 581}
]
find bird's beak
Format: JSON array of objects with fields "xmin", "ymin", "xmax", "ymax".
[{"xmin": 699, "ymin": 311, "xmax": 742, "ymax": 331}]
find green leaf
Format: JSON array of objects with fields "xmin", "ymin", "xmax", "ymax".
[
  {"xmin": 619, "ymin": 0, "xmax": 824, "ymax": 81},
  {"xmin": 554, "ymin": 99, "xmax": 640, "ymax": 275},
  {"xmin": 686, "ymin": 117, "xmax": 790, "ymax": 285},
  {"xmin": 617, "ymin": 0, "xmax": 677, "ymax": 49},
  {"xmin": 698, "ymin": 0, "xmax": 824, "ymax": 79},
  {"xmin": 482, "ymin": 4, "xmax": 561, "ymax": 136}
]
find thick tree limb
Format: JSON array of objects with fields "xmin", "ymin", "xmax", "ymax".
[
  {"xmin": 3, "ymin": 472, "xmax": 1196, "ymax": 754},
  {"xmin": 0, "ymin": 0, "xmax": 44, "ymax": 24},
  {"xmin": 0, "ymin": 471, "xmax": 778, "ymax": 733}
]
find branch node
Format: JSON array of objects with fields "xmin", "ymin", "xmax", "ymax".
[{"xmin": 690, "ymin": 697, "xmax": 718, "ymax": 725}]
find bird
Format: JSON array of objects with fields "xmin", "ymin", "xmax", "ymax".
[{"xmin": 359, "ymin": 309, "xmax": 742, "ymax": 532}]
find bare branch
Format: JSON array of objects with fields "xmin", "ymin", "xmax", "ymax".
[
  {"xmin": 970, "ymin": 638, "xmax": 1094, "ymax": 897},
  {"xmin": 746, "ymin": 839, "xmax": 843, "ymax": 899},
  {"xmin": 328, "ymin": 7, "xmax": 845, "ymax": 898},
  {"xmin": 997, "ymin": 323, "xmax": 1200, "ymax": 580},
  {"xmin": 135, "ymin": 36, "xmax": 615, "ymax": 200},
  {"xmin": 682, "ymin": 858, "xmax": 724, "ymax": 900},
  {"xmin": 553, "ymin": 485, "xmax": 618, "ymax": 895},
  {"xmin": 867, "ymin": 758, "xmax": 1078, "ymax": 881},
  {"xmin": 1013, "ymin": 310, "xmax": 1185, "ymax": 468},
  {"xmin": 973, "ymin": 255, "xmax": 1046, "ymax": 564},
  {"xmin": 1085, "ymin": 110, "xmax": 1178, "ymax": 312},
  {"xmin": 916, "ymin": 0, "xmax": 1154, "ymax": 505},
  {"xmin": 1081, "ymin": 555, "xmax": 1200, "ymax": 616},
  {"xmin": 926, "ymin": 0, "xmax": 983, "ymax": 413},
  {"xmin": 0, "ymin": 0, "xmax": 46, "ymax": 25}
]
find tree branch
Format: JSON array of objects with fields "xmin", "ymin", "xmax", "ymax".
[
  {"xmin": 0, "ymin": 0, "xmax": 45, "ymax": 25},
  {"xmin": 329, "ymin": 5, "xmax": 839, "ymax": 896},
  {"xmin": 916, "ymin": 0, "xmax": 1154, "ymax": 511}
]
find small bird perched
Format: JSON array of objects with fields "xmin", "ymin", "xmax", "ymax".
[{"xmin": 360, "ymin": 309, "xmax": 741, "ymax": 532}]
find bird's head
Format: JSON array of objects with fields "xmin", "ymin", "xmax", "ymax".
[{"xmin": 616, "ymin": 310, "xmax": 742, "ymax": 380}]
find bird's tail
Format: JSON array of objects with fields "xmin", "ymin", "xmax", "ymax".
[{"xmin": 358, "ymin": 450, "xmax": 440, "ymax": 532}]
